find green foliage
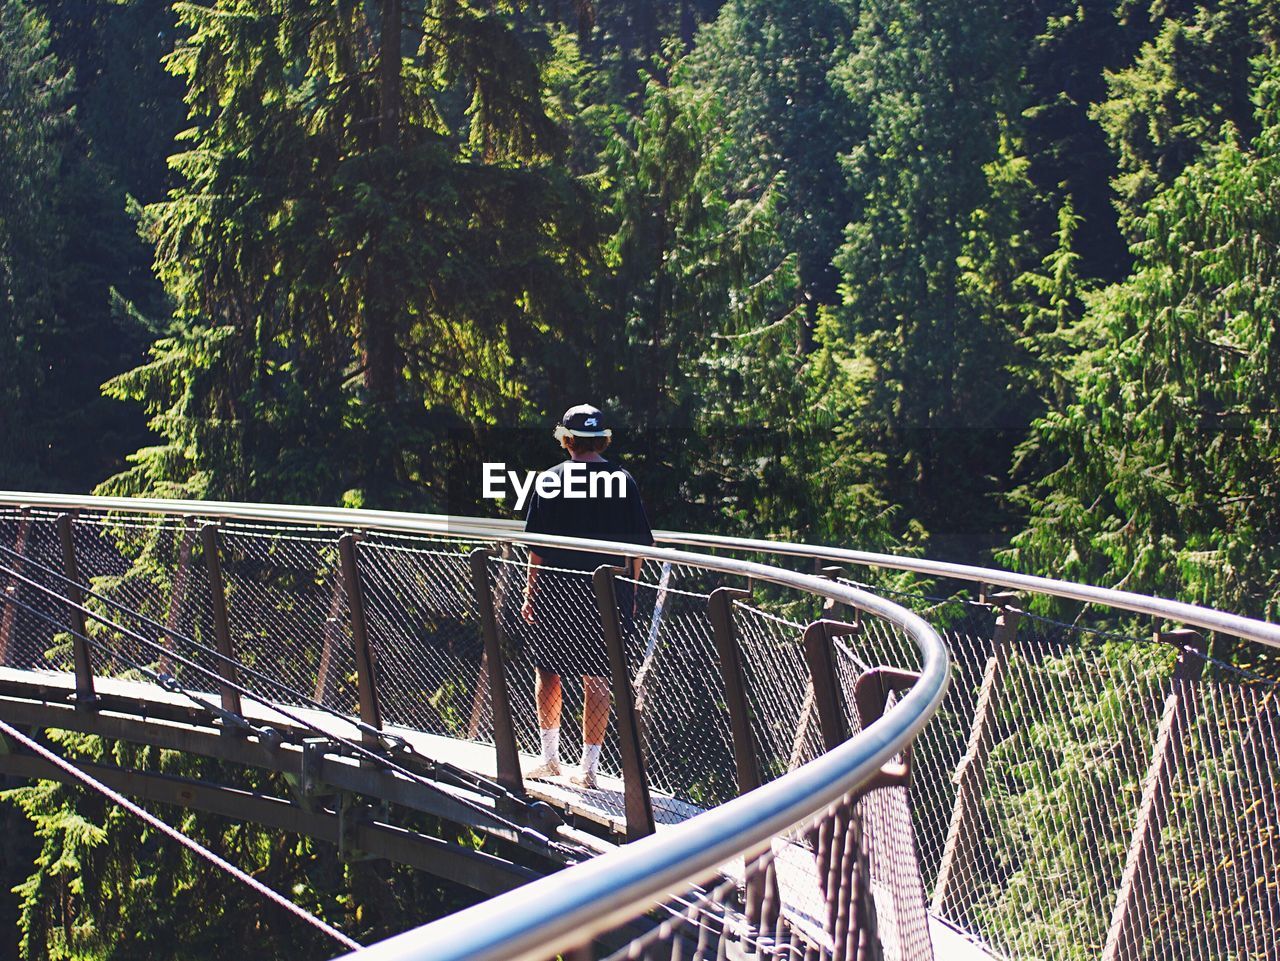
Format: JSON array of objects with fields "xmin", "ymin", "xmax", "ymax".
[
  {"xmin": 818, "ymin": 0, "xmax": 1041, "ymax": 553},
  {"xmin": 6, "ymin": 0, "xmax": 1280, "ymax": 952},
  {"xmin": 1007, "ymin": 62, "xmax": 1280, "ymax": 620},
  {"xmin": 99, "ymin": 0, "xmax": 594, "ymax": 507},
  {"xmin": 0, "ymin": 0, "xmax": 149, "ymax": 490},
  {"xmin": 1, "ymin": 731, "xmax": 480, "ymax": 960},
  {"xmin": 1092, "ymin": 0, "xmax": 1276, "ymax": 235},
  {"xmin": 976, "ymin": 641, "xmax": 1172, "ymax": 958}
]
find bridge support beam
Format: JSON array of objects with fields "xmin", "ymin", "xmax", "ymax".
[
  {"xmin": 1101, "ymin": 628, "xmax": 1205, "ymax": 961},
  {"xmin": 470, "ymin": 547, "xmax": 523, "ymax": 796},
  {"xmin": 200, "ymin": 523, "xmax": 243, "ymax": 719},
  {"xmin": 0, "ymin": 749, "xmax": 538, "ymax": 896},
  {"xmin": 56, "ymin": 514, "xmax": 97, "ymax": 708},
  {"xmin": 593, "ymin": 564, "xmax": 655, "ymax": 841},
  {"xmin": 931, "ymin": 591, "xmax": 1021, "ymax": 919}
]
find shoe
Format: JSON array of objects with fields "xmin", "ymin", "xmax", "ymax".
[
  {"xmin": 526, "ymin": 759, "xmax": 562, "ymax": 780},
  {"xmin": 570, "ymin": 769, "xmax": 599, "ymax": 790}
]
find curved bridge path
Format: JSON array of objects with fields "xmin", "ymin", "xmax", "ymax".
[{"xmin": 0, "ymin": 493, "xmax": 1275, "ymax": 961}]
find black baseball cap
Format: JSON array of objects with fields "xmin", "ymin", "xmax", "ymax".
[{"xmin": 554, "ymin": 403, "xmax": 612, "ymax": 438}]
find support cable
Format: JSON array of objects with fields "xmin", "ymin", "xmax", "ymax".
[
  {"xmin": 0, "ymin": 561, "xmax": 577, "ymax": 859},
  {"xmin": 0, "ymin": 543, "xmax": 550, "ymax": 808},
  {"xmin": 0, "ymin": 716, "xmax": 363, "ymax": 952},
  {"xmin": 0, "ymin": 544, "xmax": 394, "ymax": 745}
]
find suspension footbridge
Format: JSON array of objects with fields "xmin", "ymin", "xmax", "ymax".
[{"xmin": 0, "ymin": 493, "xmax": 1275, "ymax": 961}]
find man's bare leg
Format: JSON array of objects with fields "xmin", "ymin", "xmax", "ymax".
[
  {"xmin": 573, "ymin": 674, "xmax": 611, "ymax": 789},
  {"xmin": 528, "ymin": 668, "xmax": 563, "ymax": 778}
]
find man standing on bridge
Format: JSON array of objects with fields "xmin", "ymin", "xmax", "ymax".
[{"xmin": 520, "ymin": 404, "xmax": 654, "ymax": 790}]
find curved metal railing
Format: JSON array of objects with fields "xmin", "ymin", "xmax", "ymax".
[
  {"xmin": 0, "ymin": 492, "xmax": 950, "ymax": 961},
  {"xmin": 1, "ymin": 491, "xmax": 1276, "ymax": 961},
  {"xmin": 7, "ymin": 492, "xmax": 1271, "ymax": 647}
]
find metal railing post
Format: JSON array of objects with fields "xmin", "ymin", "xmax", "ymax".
[
  {"xmin": 55, "ymin": 514, "xmax": 97, "ymax": 707},
  {"xmin": 0, "ymin": 509, "xmax": 31, "ymax": 665},
  {"xmin": 800, "ymin": 616, "xmax": 871, "ymax": 955},
  {"xmin": 707, "ymin": 587, "xmax": 761, "ymax": 796},
  {"xmin": 467, "ymin": 544, "xmax": 512, "ymax": 740},
  {"xmin": 710, "ymin": 586, "xmax": 779, "ymax": 930},
  {"xmin": 1101, "ymin": 628, "xmax": 1205, "ymax": 961},
  {"xmin": 338, "ymin": 533, "xmax": 382, "ymax": 745},
  {"xmin": 801, "ymin": 618, "xmax": 861, "ymax": 751},
  {"xmin": 931, "ymin": 590, "xmax": 1021, "ymax": 918},
  {"xmin": 470, "ymin": 548, "xmax": 523, "ymax": 795},
  {"xmin": 200, "ymin": 523, "xmax": 243, "ymax": 719},
  {"xmin": 592, "ymin": 564, "xmax": 655, "ymax": 841}
]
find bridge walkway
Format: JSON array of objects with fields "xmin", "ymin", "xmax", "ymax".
[{"xmin": 0, "ymin": 661, "xmax": 995, "ymax": 960}]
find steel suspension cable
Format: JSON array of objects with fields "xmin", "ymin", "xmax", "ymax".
[
  {"xmin": 0, "ymin": 560, "xmax": 576, "ymax": 858},
  {"xmin": 0, "ymin": 716, "xmax": 363, "ymax": 952},
  {"xmin": 0, "ymin": 543, "xmax": 395, "ymax": 745},
  {"xmin": 0, "ymin": 541, "xmax": 561, "ymax": 817}
]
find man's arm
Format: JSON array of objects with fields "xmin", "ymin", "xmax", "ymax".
[{"xmin": 627, "ymin": 473, "xmax": 655, "ymax": 579}]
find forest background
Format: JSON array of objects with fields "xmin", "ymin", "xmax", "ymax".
[{"xmin": 0, "ymin": 0, "xmax": 1278, "ymax": 956}]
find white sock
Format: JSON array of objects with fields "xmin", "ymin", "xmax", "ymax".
[
  {"xmin": 581, "ymin": 742, "xmax": 602, "ymax": 774},
  {"xmin": 540, "ymin": 727, "xmax": 561, "ymax": 763}
]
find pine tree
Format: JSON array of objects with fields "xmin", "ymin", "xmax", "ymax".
[
  {"xmin": 1092, "ymin": 0, "xmax": 1275, "ymax": 236},
  {"xmin": 0, "ymin": 0, "xmax": 143, "ymax": 491},
  {"xmin": 823, "ymin": 0, "xmax": 1040, "ymax": 556},
  {"xmin": 1007, "ymin": 60, "xmax": 1280, "ymax": 621},
  {"xmin": 687, "ymin": 0, "xmax": 857, "ymax": 353},
  {"xmin": 101, "ymin": 0, "xmax": 593, "ymax": 507}
]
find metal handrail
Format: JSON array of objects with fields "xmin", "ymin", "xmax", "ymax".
[
  {"xmin": 0, "ymin": 491, "xmax": 950, "ymax": 961},
  {"xmin": 2, "ymin": 491, "xmax": 1276, "ymax": 647}
]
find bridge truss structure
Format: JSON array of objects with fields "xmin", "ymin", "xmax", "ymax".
[{"xmin": 0, "ymin": 493, "xmax": 1275, "ymax": 961}]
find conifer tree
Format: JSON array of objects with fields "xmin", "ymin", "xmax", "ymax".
[
  {"xmin": 1007, "ymin": 60, "xmax": 1280, "ymax": 622},
  {"xmin": 823, "ymin": 0, "xmax": 1040, "ymax": 555},
  {"xmin": 102, "ymin": 0, "xmax": 592, "ymax": 507},
  {"xmin": 0, "ymin": 0, "xmax": 143, "ymax": 490}
]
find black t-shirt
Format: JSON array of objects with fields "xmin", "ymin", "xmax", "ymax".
[{"xmin": 523, "ymin": 459, "xmax": 654, "ymax": 572}]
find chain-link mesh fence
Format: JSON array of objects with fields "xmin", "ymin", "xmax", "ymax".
[
  {"xmin": 731, "ymin": 600, "xmax": 825, "ymax": 780},
  {"xmin": 6, "ymin": 503, "xmax": 1276, "ymax": 960},
  {"xmin": 828, "ymin": 574, "xmax": 1280, "ymax": 961},
  {"xmin": 0, "ymin": 509, "xmax": 67, "ymax": 671},
  {"xmin": 590, "ymin": 779, "xmax": 932, "ymax": 961},
  {"xmin": 351, "ymin": 532, "xmax": 481, "ymax": 736}
]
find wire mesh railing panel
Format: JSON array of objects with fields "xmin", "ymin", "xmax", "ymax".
[
  {"xmin": 731, "ymin": 600, "xmax": 824, "ymax": 780},
  {"xmin": 858, "ymin": 599, "xmax": 1000, "ymax": 897},
  {"xmin": 356, "ymin": 538, "xmax": 483, "ymax": 739},
  {"xmin": 1136, "ymin": 673, "xmax": 1280, "ymax": 961},
  {"xmin": 495, "ymin": 556, "xmax": 622, "ymax": 779},
  {"xmin": 939, "ymin": 618, "xmax": 1174, "ymax": 960},
  {"xmin": 864, "ymin": 782, "xmax": 935, "ymax": 961},
  {"xmin": 830, "ymin": 646, "xmax": 934, "ymax": 961},
  {"xmin": 0, "ymin": 510, "xmax": 70, "ymax": 672},
  {"xmin": 66, "ymin": 513, "xmax": 186, "ymax": 680},
  {"xmin": 592, "ymin": 782, "xmax": 935, "ymax": 961},
  {"xmin": 617, "ymin": 573, "xmax": 738, "ymax": 809},
  {"xmin": 216, "ymin": 526, "xmax": 356, "ymax": 714}
]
